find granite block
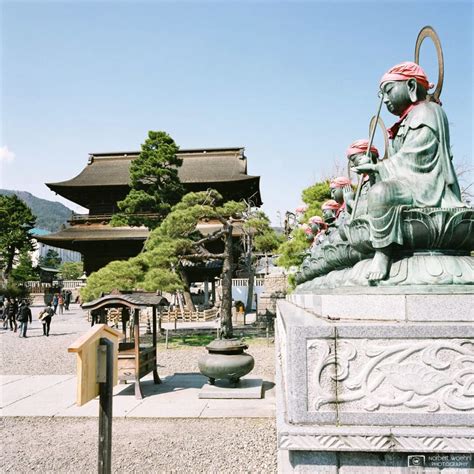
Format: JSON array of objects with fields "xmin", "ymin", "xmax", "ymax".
[
  {"xmin": 198, "ymin": 378, "xmax": 263, "ymax": 399},
  {"xmin": 406, "ymin": 294, "xmax": 474, "ymax": 321},
  {"xmin": 288, "ymin": 291, "xmax": 474, "ymax": 323},
  {"xmin": 320, "ymin": 294, "xmax": 406, "ymax": 321},
  {"xmin": 276, "ymin": 297, "xmax": 474, "ymax": 473}
]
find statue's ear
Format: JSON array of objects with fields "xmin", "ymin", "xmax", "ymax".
[{"xmin": 407, "ymin": 78, "xmax": 418, "ymax": 103}]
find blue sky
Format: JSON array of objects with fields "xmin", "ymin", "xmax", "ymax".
[{"xmin": 1, "ymin": 0, "xmax": 472, "ymax": 225}]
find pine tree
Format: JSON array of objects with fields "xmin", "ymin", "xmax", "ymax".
[
  {"xmin": 111, "ymin": 131, "xmax": 184, "ymax": 229},
  {"xmin": 0, "ymin": 194, "xmax": 36, "ymax": 283}
]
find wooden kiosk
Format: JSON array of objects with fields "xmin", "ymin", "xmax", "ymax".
[{"xmin": 82, "ymin": 292, "xmax": 167, "ymax": 399}]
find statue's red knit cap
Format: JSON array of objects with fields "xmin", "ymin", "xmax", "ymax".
[
  {"xmin": 380, "ymin": 61, "xmax": 434, "ymax": 90},
  {"xmin": 322, "ymin": 199, "xmax": 341, "ymax": 210},
  {"xmin": 330, "ymin": 176, "xmax": 352, "ymax": 189},
  {"xmin": 346, "ymin": 139, "xmax": 379, "ymax": 159}
]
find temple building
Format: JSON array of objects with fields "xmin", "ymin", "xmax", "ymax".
[{"xmin": 37, "ymin": 147, "xmax": 262, "ymax": 275}]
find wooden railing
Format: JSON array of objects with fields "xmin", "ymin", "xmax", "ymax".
[
  {"xmin": 69, "ymin": 212, "xmax": 162, "ymax": 224},
  {"xmin": 69, "ymin": 213, "xmax": 113, "ymax": 223},
  {"xmin": 87, "ymin": 307, "xmax": 218, "ymax": 325},
  {"xmin": 160, "ymin": 308, "xmax": 218, "ymax": 322}
]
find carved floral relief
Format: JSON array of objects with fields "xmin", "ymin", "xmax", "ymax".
[{"xmin": 307, "ymin": 338, "xmax": 474, "ymax": 413}]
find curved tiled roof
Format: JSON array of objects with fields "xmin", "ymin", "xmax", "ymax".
[
  {"xmin": 82, "ymin": 292, "xmax": 168, "ymax": 310},
  {"xmin": 35, "ymin": 221, "xmax": 245, "ymax": 247},
  {"xmin": 46, "ymin": 147, "xmax": 262, "ymax": 208},
  {"xmin": 47, "ymin": 148, "xmax": 255, "ymax": 188},
  {"xmin": 35, "ymin": 225, "xmax": 149, "ymax": 250}
]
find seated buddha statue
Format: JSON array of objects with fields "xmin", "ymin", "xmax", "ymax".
[{"xmin": 352, "ymin": 62, "xmax": 465, "ymax": 282}]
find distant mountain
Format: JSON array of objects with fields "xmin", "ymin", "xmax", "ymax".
[{"xmin": 0, "ymin": 189, "xmax": 73, "ymax": 232}]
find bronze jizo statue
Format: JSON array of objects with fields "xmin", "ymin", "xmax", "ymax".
[
  {"xmin": 352, "ymin": 61, "xmax": 465, "ymax": 282},
  {"xmin": 344, "ymin": 140, "xmax": 379, "ymax": 218}
]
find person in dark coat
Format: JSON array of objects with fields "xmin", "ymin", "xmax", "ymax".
[
  {"xmin": 7, "ymin": 298, "xmax": 18, "ymax": 332},
  {"xmin": 17, "ymin": 300, "xmax": 32, "ymax": 338},
  {"xmin": 64, "ymin": 290, "xmax": 72, "ymax": 311},
  {"xmin": 52, "ymin": 294, "xmax": 59, "ymax": 315},
  {"xmin": 40, "ymin": 303, "xmax": 54, "ymax": 336},
  {"xmin": 2, "ymin": 297, "xmax": 10, "ymax": 329}
]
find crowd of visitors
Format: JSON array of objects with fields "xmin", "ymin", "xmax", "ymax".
[
  {"xmin": 1, "ymin": 298, "xmax": 32, "ymax": 337},
  {"xmin": 0, "ymin": 289, "xmax": 74, "ymax": 338}
]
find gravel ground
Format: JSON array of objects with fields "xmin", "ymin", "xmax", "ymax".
[
  {"xmin": 1, "ymin": 417, "xmax": 277, "ymax": 473},
  {"xmin": 1, "ymin": 304, "xmax": 277, "ymax": 473},
  {"xmin": 1, "ymin": 304, "xmax": 91, "ymax": 375}
]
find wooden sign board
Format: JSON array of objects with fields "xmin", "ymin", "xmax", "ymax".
[{"xmin": 68, "ymin": 324, "xmax": 122, "ymax": 406}]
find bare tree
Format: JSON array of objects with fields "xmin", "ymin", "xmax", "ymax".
[{"xmin": 454, "ymin": 158, "xmax": 474, "ymax": 204}]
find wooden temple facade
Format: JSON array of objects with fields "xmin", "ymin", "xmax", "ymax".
[{"xmin": 37, "ymin": 147, "xmax": 262, "ymax": 275}]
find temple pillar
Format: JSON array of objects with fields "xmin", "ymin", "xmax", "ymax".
[
  {"xmin": 204, "ymin": 278, "xmax": 209, "ymax": 306},
  {"xmin": 211, "ymin": 279, "xmax": 216, "ymax": 306}
]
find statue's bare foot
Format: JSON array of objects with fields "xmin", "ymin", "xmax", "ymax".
[{"xmin": 366, "ymin": 251, "xmax": 391, "ymax": 282}]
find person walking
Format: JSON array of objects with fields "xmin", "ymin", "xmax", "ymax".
[
  {"xmin": 52, "ymin": 294, "xmax": 59, "ymax": 315},
  {"xmin": 40, "ymin": 303, "xmax": 54, "ymax": 336},
  {"xmin": 7, "ymin": 297, "xmax": 18, "ymax": 332},
  {"xmin": 2, "ymin": 297, "xmax": 9, "ymax": 329},
  {"xmin": 64, "ymin": 290, "xmax": 72, "ymax": 311},
  {"xmin": 17, "ymin": 300, "xmax": 32, "ymax": 338},
  {"xmin": 58, "ymin": 293, "xmax": 64, "ymax": 315}
]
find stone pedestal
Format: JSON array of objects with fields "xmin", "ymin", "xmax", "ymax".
[{"xmin": 276, "ymin": 290, "xmax": 474, "ymax": 473}]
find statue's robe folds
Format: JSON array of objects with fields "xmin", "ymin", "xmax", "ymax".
[{"xmin": 368, "ymin": 101, "xmax": 465, "ymax": 249}]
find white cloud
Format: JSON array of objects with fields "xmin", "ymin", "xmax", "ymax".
[{"xmin": 0, "ymin": 146, "xmax": 16, "ymax": 163}]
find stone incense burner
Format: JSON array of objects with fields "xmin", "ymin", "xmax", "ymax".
[{"xmin": 198, "ymin": 338, "xmax": 255, "ymax": 386}]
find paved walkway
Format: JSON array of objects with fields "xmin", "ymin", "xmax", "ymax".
[
  {"xmin": 1, "ymin": 372, "xmax": 275, "ymax": 418},
  {"xmin": 1, "ymin": 304, "xmax": 274, "ymax": 419}
]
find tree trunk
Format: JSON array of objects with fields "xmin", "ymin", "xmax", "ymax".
[
  {"xmin": 178, "ymin": 268, "xmax": 195, "ymax": 312},
  {"xmin": 4, "ymin": 246, "xmax": 15, "ymax": 283},
  {"xmin": 220, "ymin": 222, "xmax": 233, "ymax": 339},
  {"xmin": 245, "ymin": 233, "xmax": 254, "ymax": 313},
  {"xmin": 246, "ymin": 266, "xmax": 255, "ymax": 314}
]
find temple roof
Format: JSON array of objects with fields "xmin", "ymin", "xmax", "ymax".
[
  {"xmin": 46, "ymin": 147, "xmax": 262, "ymax": 207},
  {"xmin": 35, "ymin": 220, "xmax": 246, "ymax": 250},
  {"xmin": 35, "ymin": 225, "xmax": 150, "ymax": 250},
  {"xmin": 82, "ymin": 292, "xmax": 169, "ymax": 311}
]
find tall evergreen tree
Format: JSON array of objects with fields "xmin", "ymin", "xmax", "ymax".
[
  {"xmin": 0, "ymin": 194, "xmax": 36, "ymax": 283},
  {"xmin": 38, "ymin": 249, "xmax": 62, "ymax": 268},
  {"xmin": 111, "ymin": 131, "xmax": 185, "ymax": 229},
  {"xmin": 10, "ymin": 249, "xmax": 38, "ymax": 283}
]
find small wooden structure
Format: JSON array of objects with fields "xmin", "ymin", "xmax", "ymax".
[
  {"xmin": 68, "ymin": 324, "xmax": 122, "ymax": 406},
  {"xmin": 82, "ymin": 292, "xmax": 167, "ymax": 399}
]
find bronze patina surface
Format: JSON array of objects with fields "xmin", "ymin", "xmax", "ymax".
[
  {"xmin": 198, "ymin": 338, "xmax": 255, "ymax": 386},
  {"xmin": 295, "ymin": 26, "xmax": 473, "ymax": 290}
]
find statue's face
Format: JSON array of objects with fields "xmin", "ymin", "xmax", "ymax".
[
  {"xmin": 381, "ymin": 81, "xmax": 411, "ymax": 116},
  {"xmin": 349, "ymin": 152, "xmax": 370, "ymax": 168},
  {"xmin": 331, "ymin": 187, "xmax": 344, "ymax": 204},
  {"xmin": 323, "ymin": 208, "xmax": 335, "ymax": 221}
]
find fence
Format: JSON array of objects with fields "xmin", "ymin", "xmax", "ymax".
[
  {"xmin": 230, "ymin": 278, "xmax": 265, "ymax": 310},
  {"xmin": 86, "ymin": 307, "xmax": 218, "ymax": 325},
  {"xmin": 25, "ymin": 280, "xmax": 84, "ymax": 292},
  {"xmin": 160, "ymin": 308, "xmax": 218, "ymax": 322},
  {"xmin": 230, "ymin": 278, "xmax": 265, "ymax": 287}
]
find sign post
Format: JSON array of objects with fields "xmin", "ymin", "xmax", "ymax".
[
  {"xmin": 98, "ymin": 338, "xmax": 113, "ymax": 474},
  {"xmin": 68, "ymin": 324, "xmax": 121, "ymax": 474}
]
